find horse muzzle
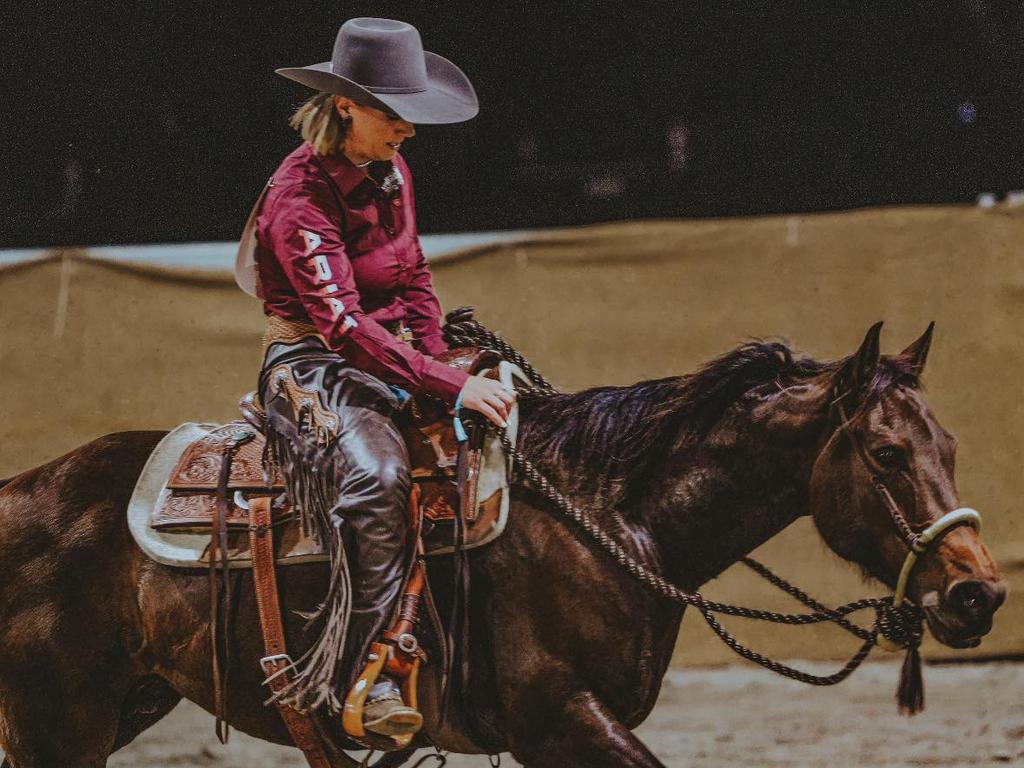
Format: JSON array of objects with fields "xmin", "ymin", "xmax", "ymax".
[
  {"xmin": 922, "ymin": 578, "xmax": 1008, "ymax": 649},
  {"xmin": 883, "ymin": 506, "xmax": 1007, "ymax": 651}
]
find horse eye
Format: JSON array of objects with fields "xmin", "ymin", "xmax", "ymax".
[{"xmin": 872, "ymin": 446, "xmax": 901, "ymax": 467}]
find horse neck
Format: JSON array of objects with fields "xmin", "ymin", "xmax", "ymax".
[{"xmin": 641, "ymin": 382, "xmax": 833, "ymax": 589}]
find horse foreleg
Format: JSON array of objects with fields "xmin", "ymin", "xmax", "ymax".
[
  {"xmin": 507, "ymin": 691, "xmax": 667, "ymax": 768},
  {"xmin": 0, "ymin": 657, "xmax": 143, "ymax": 768}
]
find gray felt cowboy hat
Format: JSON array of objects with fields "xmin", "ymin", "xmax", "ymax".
[{"xmin": 276, "ymin": 17, "xmax": 479, "ymax": 124}]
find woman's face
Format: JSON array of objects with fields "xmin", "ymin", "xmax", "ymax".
[{"xmin": 337, "ymin": 97, "xmax": 416, "ymax": 165}]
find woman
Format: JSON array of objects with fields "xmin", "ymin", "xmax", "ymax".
[{"xmin": 234, "ymin": 18, "xmax": 515, "ymax": 737}]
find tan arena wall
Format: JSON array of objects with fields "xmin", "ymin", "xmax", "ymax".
[{"xmin": 1, "ymin": 204, "xmax": 1021, "ymax": 664}]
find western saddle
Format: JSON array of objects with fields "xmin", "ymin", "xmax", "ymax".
[{"xmin": 155, "ymin": 347, "xmax": 507, "ymax": 764}]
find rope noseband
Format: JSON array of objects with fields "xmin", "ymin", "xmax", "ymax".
[{"xmin": 877, "ymin": 506, "xmax": 981, "ymax": 651}]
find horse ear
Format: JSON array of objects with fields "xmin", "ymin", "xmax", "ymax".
[
  {"xmin": 838, "ymin": 321, "xmax": 883, "ymax": 397},
  {"xmin": 898, "ymin": 321, "xmax": 935, "ymax": 378}
]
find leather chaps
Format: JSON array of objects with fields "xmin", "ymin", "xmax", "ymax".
[{"xmin": 258, "ymin": 336, "xmax": 412, "ymax": 713}]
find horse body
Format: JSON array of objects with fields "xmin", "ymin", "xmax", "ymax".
[
  {"xmin": 0, "ymin": 326, "xmax": 1006, "ymax": 767},
  {"xmin": 0, "ymin": 430, "xmax": 684, "ymax": 767}
]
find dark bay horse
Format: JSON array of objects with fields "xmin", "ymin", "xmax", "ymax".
[{"xmin": 0, "ymin": 324, "xmax": 1006, "ymax": 767}]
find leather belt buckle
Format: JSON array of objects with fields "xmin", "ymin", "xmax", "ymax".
[{"xmin": 260, "ymin": 653, "xmax": 294, "ymax": 677}]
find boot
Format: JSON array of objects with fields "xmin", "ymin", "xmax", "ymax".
[{"xmin": 361, "ymin": 675, "xmax": 423, "ymax": 737}]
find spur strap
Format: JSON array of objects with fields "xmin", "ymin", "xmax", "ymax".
[{"xmin": 248, "ymin": 495, "xmax": 334, "ymax": 768}]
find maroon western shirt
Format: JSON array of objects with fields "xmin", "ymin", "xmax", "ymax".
[{"xmin": 255, "ymin": 142, "xmax": 469, "ymax": 403}]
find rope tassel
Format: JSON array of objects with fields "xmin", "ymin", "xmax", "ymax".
[
  {"xmin": 876, "ymin": 601, "xmax": 926, "ymax": 715},
  {"xmin": 897, "ymin": 644, "xmax": 925, "ymax": 715}
]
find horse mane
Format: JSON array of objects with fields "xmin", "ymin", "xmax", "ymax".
[{"xmin": 515, "ymin": 340, "xmax": 918, "ymax": 507}]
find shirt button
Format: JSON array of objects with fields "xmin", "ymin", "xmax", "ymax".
[{"xmin": 392, "ymin": 198, "xmax": 402, "ymax": 207}]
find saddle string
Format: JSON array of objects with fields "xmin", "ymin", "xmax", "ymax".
[
  {"xmin": 211, "ymin": 429, "xmax": 257, "ymax": 743},
  {"xmin": 443, "ymin": 310, "xmax": 926, "ymax": 705}
]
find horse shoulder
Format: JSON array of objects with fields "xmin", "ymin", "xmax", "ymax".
[{"xmin": 480, "ymin": 491, "xmax": 681, "ymax": 726}]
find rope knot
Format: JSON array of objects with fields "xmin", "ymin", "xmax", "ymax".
[
  {"xmin": 875, "ymin": 600, "xmax": 927, "ymax": 715},
  {"xmin": 876, "ymin": 601, "xmax": 924, "ymax": 650}
]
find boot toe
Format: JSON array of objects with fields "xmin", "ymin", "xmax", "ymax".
[{"xmin": 362, "ymin": 693, "xmax": 423, "ymax": 737}]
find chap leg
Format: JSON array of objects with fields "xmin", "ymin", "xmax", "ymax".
[{"xmin": 329, "ymin": 406, "xmax": 412, "ymax": 693}]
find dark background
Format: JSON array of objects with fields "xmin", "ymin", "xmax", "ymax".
[{"xmin": 3, "ymin": 1, "xmax": 1023, "ymax": 247}]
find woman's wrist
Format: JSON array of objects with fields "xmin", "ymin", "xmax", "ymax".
[{"xmin": 422, "ymin": 361, "xmax": 470, "ymax": 406}]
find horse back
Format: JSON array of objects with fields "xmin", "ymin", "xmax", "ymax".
[
  {"xmin": 0, "ymin": 430, "xmax": 165, "ymax": 505},
  {"xmin": 0, "ymin": 430, "xmax": 166, "ymax": 609}
]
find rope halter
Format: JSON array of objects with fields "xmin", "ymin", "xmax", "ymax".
[{"xmin": 836, "ymin": 398, "xmax": 983, "ymax": 652}]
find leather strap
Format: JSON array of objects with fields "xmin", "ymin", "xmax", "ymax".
[
  {"xmin": 211, "ymin": 431, "xmax": 255, "ymax": 743},
  {"xmin": 248, "ymin": 495, "xmax": 335, "ymax": 768}
]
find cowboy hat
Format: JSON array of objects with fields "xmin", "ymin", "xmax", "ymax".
[{"xmin": 275, "ymin": 17, "xmax": 479, "ymax": 124}]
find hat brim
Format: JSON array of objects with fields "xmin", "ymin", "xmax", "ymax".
[{"xmin": 276, "ymin": 51, "xmax": 478, "ymax": 124}]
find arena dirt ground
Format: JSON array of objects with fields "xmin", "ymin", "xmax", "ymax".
[{"xmin": 84, "ymin": 660, "xmax": 1022, "ymax": 767}]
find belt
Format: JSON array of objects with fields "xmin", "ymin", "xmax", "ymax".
[
  {"xmin": 261, "ymin": 314, "xmax": 413, "ymax": 353},
  {"xmin": 261, "ymin": 315, "xmax": 323, "ymax": 354}
]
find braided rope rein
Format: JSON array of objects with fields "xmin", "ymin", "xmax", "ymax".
[{"xmin": 443, "ymin": 311, "xmax": 925, "ymax": 696}]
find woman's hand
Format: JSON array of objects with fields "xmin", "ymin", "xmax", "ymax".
[{"xmin": 458, "ymin": 375, "xmax": 518, "ymax": 428}]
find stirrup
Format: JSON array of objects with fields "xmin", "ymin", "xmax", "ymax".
[{"xmin": 342, "ymin": 642, "xmax": 423, "ymax": 748}]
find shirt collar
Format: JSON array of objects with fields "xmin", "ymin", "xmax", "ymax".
[{"xmin": 311, "ymin": 149, "xmax": 374, "ymax": 199}]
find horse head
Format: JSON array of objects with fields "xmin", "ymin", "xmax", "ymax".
[{"xmin": 809, "ymin": 322, "xmax": 1007, "ymax": 649}]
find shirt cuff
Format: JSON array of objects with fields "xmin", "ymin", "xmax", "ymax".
[{"xmin": 422, "ymin": 358, "xmax": 470, "ymax": 405}]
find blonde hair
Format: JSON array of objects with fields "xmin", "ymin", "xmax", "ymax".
[{"xmin": 289, "ymin": 92, "xmax": 351, "ymax": 156}]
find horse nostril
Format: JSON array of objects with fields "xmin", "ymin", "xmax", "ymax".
[{"xmin": 947, "ymin": 580, "xmax": 1005, "ymax": 620}]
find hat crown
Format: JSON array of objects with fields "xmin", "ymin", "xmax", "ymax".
[{"xmin": 331, "ymin": 18, "xmax": 428, "ymax": 92}]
